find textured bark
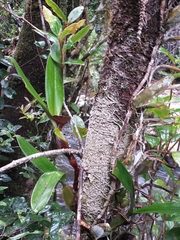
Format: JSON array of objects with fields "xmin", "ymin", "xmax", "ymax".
[{"xmin": 81, "ymin": 0, "xmax": 162, "ymax": 234}]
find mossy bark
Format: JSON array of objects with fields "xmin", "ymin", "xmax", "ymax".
[{"xmin": 81, "ymin": 0, "xmax": 162, "ymax": 238}]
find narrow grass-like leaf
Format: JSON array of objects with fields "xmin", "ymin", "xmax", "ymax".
[
  {"xmin": 133, "ymin": 202, "xmax": 180, "ymax": 214},
  {"xmin": 8, "ymin": 57, "xmax": 52, "ymax": 119},
  {"xmin": 45, "ymin": 0, "xmax": 67, "ymax": 23},
  {"xmin": 113, "ymin": 160, "xmax": 134, "ymax": 214},
  {"xmin": 16, "ymin": 135, "xmax": 58, "ymax": 172},
  {"xmin": 45, "ymin": 55, "xmax": 63, "ymax": 116},
  {"xmin": 31, "ymin": 171, "xmax": 64, "ymax": 213}
]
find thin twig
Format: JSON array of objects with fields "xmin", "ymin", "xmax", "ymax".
[
  {"xmin": 0, "ymin": 148, "xmax": 81, "ymax": 173},
  {"xmin": 0, "ymin": 3, "xmax": 42, "ymax": 33},
  {"xmin": 76, "ymin": 166, "xmax": 83, "ymax": 240}
]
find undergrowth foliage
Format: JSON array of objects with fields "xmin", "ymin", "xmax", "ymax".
[{"xmin": 1, "ymin": 0, "xmax": 180, "ymax": 239}]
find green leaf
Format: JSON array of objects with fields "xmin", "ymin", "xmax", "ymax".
[
  {"xmin": 70, "ymin": 103, "xmax": 80, "ymax": 114},
  {"xmin": 45, "ymin": 0, "xmax": 67, "ymax": 23},
  {"xmin": 133, "ymin": 76, "xmax": 175, "ymax": 108},
  {"xmin": 50, "ymin": 42, "xmax": 60, "ymax": 63},
  {"xmin": 156, "ymin": 125, "xmax": 173, "ymax": 142},
  {"xmin": 3, "ymin": 87, "xmax": 16, "ymax": 99},
  {"xmin": 172, "ymin": 152, "xmax": 180, "ymax": 167},
  {"xmin": 110, "ymin": 214, "xmax": 127, "ymax": 229},
  {"xmin": 162, "ymin": 164, "xmax": 175, "ymax": 181},
  {"xmin": 159, "ymin": 47, "xmax": 175, "ymax": 65},
  {"xmin": 16, "ymin": 135, "xmax": 58, "ymax": 172},
  {"xmin": 43, "ymin": 6, "xmax": 62, "ymax": 36},
  {"xmin": 133, "ymin": 202, "xmax": 180, "ymax": 214},
  {"xmin": 146, "ymin": 106, "xmax": 170, "ymax": 119},
  {"xmin": 145, "ymin": 135, "xmax": 160, "ymax": 148},
  {"xmin": 71, "ymin": 25, "xmax": 90, "ymax": 43},
  {"xmin": 31, "ymin": 171, "xmax": 64, "ymax": 213},
  {"xmin": 70, "ymin": 115, "xmax": 87, "ymax": 139},
  {"xmin": 64, "ymin": 59, "xmax": 84, "ymax": 65},
  {"xmin": 165, "ymin": 227, "xmax": 180, "ymax": 240},
  {"xmin": 8, "ymin": 57, "xmax": 52, "ymax": 118},
  {"xmin": 62, "ymin": 185, "xmax": 74, "ymax": 209},
  {"xmin": 45, "ymin": 55, "xmax": 64, "ymax": 116},
  {"xmin": 68, "ymin": 6, "xmax": 84, "ymax": 23},
  {"xmin": 63, "ymin": 38, "xmax": 74, "ymax": 52},
  {"xmin": 113, "ymin": 160, "xmax": 134, "ymax": 214},
  {"xmin": 59, "ymin": 20, "xmax": 85, "ymax": 40}
]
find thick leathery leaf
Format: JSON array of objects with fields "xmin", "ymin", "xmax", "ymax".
[
  {"xmin": 45, "ymin": 0, "xmax": 67, "ymax": 23},
  {"xmin": 31, "ymin": 171, "xmax": 64, "ymax": 213},
  {"xmin": 68, "ymin": 6, "xmax": 84, "ymax": 23},
  {"xmin": 45, "ymin": 55, "xmax": 63, "ymax": 116},
  {"xmin": 16, "ymin": 135, "xmax": 58, "ymax": 172}
]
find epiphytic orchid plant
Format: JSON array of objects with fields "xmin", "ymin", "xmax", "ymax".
[{"xmin": 8, "ymin": 0, "xmax": 90, "ymax": 213}]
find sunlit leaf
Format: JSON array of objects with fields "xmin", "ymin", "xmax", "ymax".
[
  {"xmin": 71, "ymin": 25, "xmax": 91, "ymax": 43},
  {"xmin": 68, "ymin": 6, "xmax": 84, "ymax": 23},
  {"xmin": 54, "ymin": 127, "xmax": 66, "ymax": 141},
  {"xmin": 146, "ymin": 106, "xmax": 170, "ymax": 119},
  {"xmin": 62, "ymin": 185, "xmax": 74, "ymax": 209},
  {"xmin": 145, "ymin": 135, "xmax": 160, "ymax": 148},
  {"xmin": 133, "ymin": 76, "xmax": 175, "ymax": 108},
  {"xmin": 59, "ymin": 20, "xmax": 85, "ymax": 40},
  {"xmin": 172, "ymin": 152, "xmax": 180, "ymax": 167},
  {"xmin": 43, "ymin": 6, "xmax": 62, "ymax": 36},
  {"xmin": 64, "ymin": 59, "xmax": 84, "ymax": 65},
  {"xmin": 45, "ymin": 0, "xmax": 67, "ymax": 23},
  {"xmin": 16, "ymin": 135, "xmax": 58, "ymax": 172},
  {"xmin": 50, "ymin": 42, "xmax": 60, "ymax": 63},
  {"xmin": 31, "ymin": 171, "xmax": 64, "ymax": 213},
  {"xmin": 113, "ymin": 160, "xmax": 134, "ymax": 214},
  {"xmin": 45, "ymin": 55, "xmax": 63, "ymax": 116},
  {"xmin": 133, "ymin": 202, "xmax": 180, "ymax": 214}
]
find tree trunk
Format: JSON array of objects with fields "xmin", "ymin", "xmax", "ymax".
[{"xmin": 81, "ymin": 0, "xmax": 163, "ymax": 236}]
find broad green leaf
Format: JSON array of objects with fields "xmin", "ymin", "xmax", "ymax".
[
  {"xmin": 54, "ymin": 127, "xmax": 66, "ymax": 141},
  {"xmin": 50, "ymin": 42, "xmax": 60, "ymax": 63},
  {"xmin": 59, "ymin": 20, "xmax": 85, "ymax": 40},
  {"xmin": 133, "ymin": 76, "xmax": 175, "ymax": 108},
  {"xmin": 16, "ymin": 135, "xmax": 58, "ymax": 172},
  {"xmin": 64, "ymin": 59, "xmax": 84, "ymax": 65},
  {"xmin": 172, "ymin": 152, "xmax": 180, "ymax": 167},
  {"xmin": 165, "ymin": 227, "xmax": 180, "ymax": 240},
  {"xmin": 145, "ymin": 135, "xmax": 160, "ymax": 148},
  {"xmin": 68, "ymin": 6, "xmax": 84, "ymax": 23},
  {"xmin": 8, "ymin": 57, "xmax": 52, "ymax": 118},
  {"xmin": 71, "ymin": 25, "xmax": 91, "ymax": 43},
  {"xmin": 45, "ymin": 55, "xmax": 63, "ymax": 116},
  {"xmin": 133, "ymin": 202, "xmax": 180, "ymax": 214},
  {"xmin": 159, "ymin": 47, "xmax": 175, "ymax": 65},
  {"xmin": 43, "ymin": 6, "xmax": 62, "ymax": 36},
  {"xmin": 45, "ymin": 0, "xmax": 67, "ymax": 23},
  {"xmin": 156, "ymin": 125, "xmax": 173, "ymax": 142},
  {"xmin": 31, "ymin": 171, "xmax": 64, "ymax": 213},
  {"xmin": 146, "ymin": 106, "xmax": 170, "ymax": 119},
  {"xmin": 113, "ymin": 160, "xmax": 134, "ymax": 214},
  {"xmin": 63, "ymin": 38, "xmax": 74, "ymax": 52},
  {"xmin": 62, "ymin": 185, "xmax": 74, "ymax": 209}
]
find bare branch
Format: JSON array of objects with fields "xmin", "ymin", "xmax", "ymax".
[{"xmin": 0, "ymin": 148, "xmax": 82, "ymax": 173}]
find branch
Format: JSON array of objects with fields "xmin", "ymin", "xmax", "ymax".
[{"xmin": 0, "ymin": 148, "xmax": 82, "ymax": 173}]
